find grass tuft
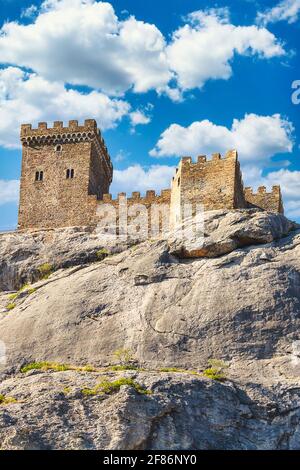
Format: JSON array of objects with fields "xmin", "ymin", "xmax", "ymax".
[
  {"xmin": 0, "ymin": 394, "xmax": 17, "ymax": 405},
  {"xmin": 6, "ymin": 302, "xmax": 16, "ymax": 311},
  {"xmin": 202, "ymin": 359, "xmax": 229, "ymax": 382},
  {"xmin": 37, "ymin": 263, "xmax": 54, "ymax": 280},
  {"xmin": 82, "ymin": 378, "xmax": 151, "ymax": 397},
  {"xmin": 8, "ymin": 293, "xmax": 18, "ymax": 301},
  {"xmin": 21, "ymin": 362, "xmax": 98, "ymax": 374},
  {"xmin": 96, "ymin": 249, "xmax": 110, "ymax": 260},
  {"xmin": 159, "ymin": 367, "xmax": 199, "ymax": 375}
]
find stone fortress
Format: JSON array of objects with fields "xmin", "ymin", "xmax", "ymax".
[{"xmin": 18, "ymin": 119, "xmax": 284, "ymax": 233}]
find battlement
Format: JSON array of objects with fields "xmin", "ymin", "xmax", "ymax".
[
  {"xmin": 244, "ymin": 185, "xmax": 283, "ymax": 213},
  {"xmin": 101, "ymin": 189, "xmax": 171, "ymax": 205},
  {"xmin": 21, "ymin": 119, "xmax": 107, "ymax": 150},
  {"xmin": 20, "ymin": 119, "xmax": 112, "ymax": 176},
  {"xmin": 244, "ymin": 185, "xmax": 281, "ymax": 196},
  {"xmin": 179, "ymin": 150, "xmax": 238, "ymax": 166},
  {"xmin": 21, "ymin": 119, "xmax": 97, "ymax": 137}
]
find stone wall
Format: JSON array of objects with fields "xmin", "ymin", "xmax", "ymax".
[
  {"xmin": 244, "ymin": 186, "xmax": 284, "ymax": 214},
  {"xmin": 97, "ymin": 190, "xmax": 171, "ymax": 238}
]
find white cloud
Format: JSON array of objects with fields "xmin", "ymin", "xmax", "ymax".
[
  {"xmin": 0, "ymin": 180, "xmax": 19, "ymax": 205},
  {"xmin": 0, "ymin": 2, "xmax": 285, "ymax": 98},
  {"xmin": 111, "ymin": 164, "xmax": 175, "ymax": 195},
  {"xmin": 0, "ymin": 0, "xmax": 171, "ymax": 96},
  {"xmin": 0, "ymin": 67, "xmax": 130, "ymax": 148},
  {"xmin": 150, "ymin": 114, "xmax": 294, "ymax": 167},
  {"xmin": 129, "ymin": 110, "xmax": 151, "ymax": 127},
  {"xmin": 21, "ymin": 5, "xmax": 38, "ymax": 18},
  {"xmin": 257, "ymin": 0, "xmax": 300, "ymax": 26},
  {"xmin": 166, "ymin": 8, "xmax": 285, "ymax": 91}
]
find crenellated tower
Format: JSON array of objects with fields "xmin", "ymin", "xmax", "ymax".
[{"xmin": 18, "ymin": 119, "xmax": 113, "ymax": 230}]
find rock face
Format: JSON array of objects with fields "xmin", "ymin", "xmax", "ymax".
[
  {"xmin": 0, "ymin": 226, "xmax": 131, "ymax": 291},
  {"xmin": 1, "ymin": 367, "xmax": 300, "ymax": 450},
  {"xmin": 0, "ymin": 208, "xmax": 300, "ymax": 450}
]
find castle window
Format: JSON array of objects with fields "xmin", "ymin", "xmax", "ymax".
[
  {"xmin": 177, "ymin": 177, "xmax": 181, "ymax": 187},
  {"xmin": 35, "ymin": 171, "xmax": 43, "ymax": 182},
  {"xmin": 66, "ymin": 169, "xmax": 75, "ymax": 179},
  {"xmin": 55, "ymin": 145, "xmax": 62, "ymax": 152}
]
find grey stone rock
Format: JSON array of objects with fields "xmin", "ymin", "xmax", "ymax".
[
  {"xmin": 0, "ymin": 369, "xmax": 300, "ymax": 450},
  {"xmin": 0, "ymin": 209, "xmax": 299, "ymax": 449}
]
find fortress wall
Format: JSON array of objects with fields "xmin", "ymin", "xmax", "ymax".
[
  {"xmin": 97, "ymin": 190, "xmax": 171, "ymax": 237},
  {"xmin": 244, "ymin": 186, "xmax": 284, "ymax": 214}
]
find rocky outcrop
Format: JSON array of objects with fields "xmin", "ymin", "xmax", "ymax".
[
  {"xmin": 169, "ymin": 209, "xmax": 297, "ymax": 258},
  {"xmin": 0, "ymin": 208, "xmax": 300, "ymax": 449},
  {"xmin": 0, "ymin": 226, "xmax": 131, "ymax": 291},
  {"xmin": 1, "ymin": 363, "xmax": 300, "ymax": 450}
]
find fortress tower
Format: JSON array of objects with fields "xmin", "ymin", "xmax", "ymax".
[{"xmin": 18, "ymin": 119, "xmax": 113, "ymax": 230}]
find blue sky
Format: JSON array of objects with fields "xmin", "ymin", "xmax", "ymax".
[{"xmin": 0, "ymin": 0, "xmax": 299, "ymax": 229}]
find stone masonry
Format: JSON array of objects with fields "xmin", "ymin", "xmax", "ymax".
[
  {"xmin": 18, "ymin": 119, "xmax": 284, "ymax": 232},
  {"xmin": 18, "ymin": 120, "xmax": 112, "ymax": 230}
]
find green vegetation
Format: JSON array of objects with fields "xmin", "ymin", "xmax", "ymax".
[
  {"xmin": 19, "ymin": 283, "xmax": 30, "ymax": 292},
  {"xmin": 37, "ymin": 263, "xmax": 54, "ymax": 279},
  {"xmin": 6, "ymin": 302, "xmax": 16, "ymax": 311},
  {"xmin": 21, "ymin": 362, "xmax": 69, "ymax": 373},
  {"xmin": 82, "ymin": 378, "xmax": 151, "ymax": 397},
  {"xmin": 203, "ymin": 359, "xmax": 229, "ymax": 382},
  {"xmin": 6, "ymin": 284, "xmax": 37, "ymax": 309},
  {"xmin": 96, "ymin": 248, "xmax": 110, "ymax": 260},
  {"xmin": 8, "ymin": 293, "xmax": 18, "ymax": 301},
  {"xmin": 0, "ymin": 394, "xmax": 17, "ymax": 405},
  {"xmin": 62, "ymin": 387, "xmax": 71, "ymax": 395},
  {"xmin": 19, "ymin": 284, "xmax": 37, "ymax": 295},
  {"xmin": 6, "ymin": 285, "xmax": 37, "ymax": 311},
  {"xmin": 21, "ymin": 361, "xmax": 97, "ymax": 374},
  {"xmin": 160, "ymin": 367, "xmax": 199, "ymax": 375},
  {"xmin": 113, "ymin": 348, "xmax": 135, "ymax": 366},
  {"xmin": 26, "ymin": 287, "xmax": 36, "ymax": 295}
]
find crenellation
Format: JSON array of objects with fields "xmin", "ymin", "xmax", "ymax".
[
  {"xmin": 53, "ymin": 121, "xmax": 63, "ymax": 128},
  {"xmin": 146, "ymin": 190, "xmax": 156, "ymax": 199},
  {"xmin": 258, "ymin": 186, "xmax": 267, "ymax": 194},
  {"xmin": 17, "ymin": 118, "xmax": 284, "ymax": 232},
  {"xmin": 244, "ymin": 185, "xmax": 283, "ymax": 213},
  {"xmin": 225, "ymin": 149, "xmax": 238, "ymax": 159}
]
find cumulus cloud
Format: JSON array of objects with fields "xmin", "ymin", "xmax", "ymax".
[
  {"xmin": 129, "ymin": 110, "xmax": 151, "ymax": 127},
  {"xmin": 111, "ymin": 165, "xmax": 175, "ymax": 195},
  {"xmin": 166, "ymin": 8, "xmax": 285, "ymax": 90},
  {"xmin": 0, "ymin": 0, "xmax": 172, "ymax": 96},
  {"xmin": 0, "ymin": 180, "xmax": 19, "ymax": 205},
  {"xmin": 150, "ymin": 114, "xmax": 294, "ymax": 167},
  {"xmin": 0, "ymin": 67, "xmax": 130, "ymax": 148},
  {"xmin": 0, "ymin": 2, "xmax": 285, "ymax": 97},
  {"xmin": 257, "ymin": 0, "xmax": 300, "ymax": 26}
]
